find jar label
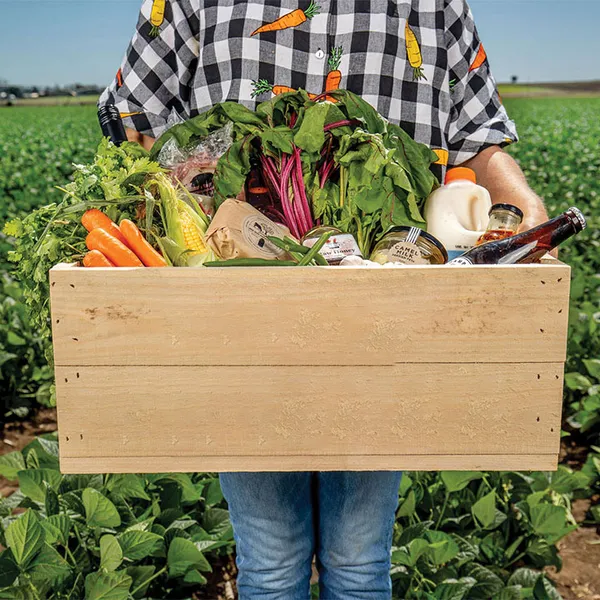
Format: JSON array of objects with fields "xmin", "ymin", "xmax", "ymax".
[
  {"xmin": 386, "ymin": 241, "xmax": 427, "ymax": 265},
  {"xmin": 448, "ymin": 256, "xmax": 474, "ymax": 266},
  {"xmin": 242, "ymin": 215, "xmax": 286, "ymax": 258},
  {"xmin": 303, "ymin": 233, "xmax": 362, "ymax": 263}
]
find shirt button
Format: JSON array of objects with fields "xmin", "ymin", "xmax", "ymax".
[{"xmin": 315, "ymin": 49, "xmax": 325, "ymax": 59}]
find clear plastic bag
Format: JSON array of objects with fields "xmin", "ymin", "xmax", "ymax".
[{"xmin": 160, "ymin": 123, "xmax": 235, "ymax": 200}]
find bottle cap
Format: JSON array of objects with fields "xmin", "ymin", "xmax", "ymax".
[
  {"xmin": 489, "ymin": 203, "xmax": 524, "ymax": 220},
  {"xmin": 567, "ymin": 207, "xmax": 586, "ymax": 231},
  {"xmin": 444, "ymin": 167, "xmax": 477, "ymax": 185}
]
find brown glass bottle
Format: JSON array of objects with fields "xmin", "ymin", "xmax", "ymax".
[{"xmin": 448, "ymin": 207, "xmax": 586, "ymax": 265}]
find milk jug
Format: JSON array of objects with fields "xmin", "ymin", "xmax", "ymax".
[{"xmin": 425, "ymin": 167, "xmax": 492, "ymax": 260}]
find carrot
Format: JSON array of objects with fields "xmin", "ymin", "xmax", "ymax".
[
  {"xmin": 83, "ymin": 250, "xmax": 115, "ymax": 268},
  {"xmin": 81, "ymin": 209, "xmax": 129, "ymax": 246},
  {"xmin": 149, "ymin": 0, "xmax": 166, "ymax": 37},
  {"xmin": 119, "ymin": 219, "xmax": 167, "ymax": 267},
  {"xmin": 325, "ymin": 47, "xmax": 343, "ymax": 101},
  {"xmin": 251, "ymin": 1, "xmax": 319, "ymax": 36},
  {"xmin": 86, "ymin": 229, "xmax": 144, "ymax": 267},
  {"xmin": 405, "ymin": 23, "xmax": 426, "ymax": 81},
  {"xmin": 469, "ymin": 44, "xmax": 487, "ymax": 72}
]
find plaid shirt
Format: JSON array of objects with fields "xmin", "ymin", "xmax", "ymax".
[{"xmin": 100, "ymin": 0, "xmax": 518, "ymax": 178}]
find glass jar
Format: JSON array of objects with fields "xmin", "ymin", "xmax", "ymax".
[
  {"xmin": 302, "ymin": 226, "xmax": 363, "ymax": 265},
  {"xmin": 475, "ymin": 203, "xmax": 524, "ymax": 246},
  {"xmin": 370, "ymin": 226, "xmax": 448, "ymax": 265}
]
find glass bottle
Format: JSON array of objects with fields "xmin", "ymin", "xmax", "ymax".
[
  {"xmin": 448, "ymin": 207, "xmax": 586, "ymax": 265},
  {"xmin": 97, "ymin": 105, "xmax": 128, "ymax": 146},
  {"xmin": 475, "ymin": 204, "xmax": 524, "ymax": 246}
]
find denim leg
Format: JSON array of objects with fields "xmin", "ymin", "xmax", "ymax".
[
  {"xmin": 219, "ymin": 472, "xmax": 315, "ymax": 600},
  {"xmin": 315, "ymin": 471, "xmax": 402, "ymax": 600}
]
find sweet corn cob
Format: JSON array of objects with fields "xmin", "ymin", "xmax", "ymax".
[
  {"xmin": 179, "ymin": 206, "xmax": 208, "ymax": 254},
  {"xmin": 153, "ymin": 173, "xmax": 214, "ymax": 266}
]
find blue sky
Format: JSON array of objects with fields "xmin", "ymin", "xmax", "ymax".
[{"xmin": 1, "ymin": 0, "xmax": 598, "ymax": 87}]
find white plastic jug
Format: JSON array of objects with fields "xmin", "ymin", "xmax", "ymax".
[{"xmin": 424, "ymin": 167, "xmax": 492, "ymax": 260}]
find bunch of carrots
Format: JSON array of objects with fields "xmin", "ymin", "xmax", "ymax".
[{"xmin": 81, "ymin": 209, "xmax": 167, "ymax": 268}]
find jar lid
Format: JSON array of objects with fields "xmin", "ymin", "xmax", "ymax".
[
  {"xmin": 489, "ymin": 203, "xmax": 524, "ymax": 219},
  {"xmin": 386, "ymin": 226, "xmax": 449, "ymax": 262}
]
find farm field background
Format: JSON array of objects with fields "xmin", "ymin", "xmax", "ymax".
[{"xmin": 0, "ymin": 99, "xmax": 599, "ymax": 599}]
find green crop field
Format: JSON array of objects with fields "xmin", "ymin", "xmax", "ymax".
[{"xmin": 0, "ymin": 99, "xmax": 598, "ymax": 600}]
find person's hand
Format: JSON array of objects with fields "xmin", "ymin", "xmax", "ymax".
[{"xmin": 126, "ymin": 128, "xmax": 155, "ymax": 151}]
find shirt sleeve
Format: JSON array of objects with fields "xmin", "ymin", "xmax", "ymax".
[
  {"xmin": 444, "ymin": 0, "xmax": 518, "ymax": 166},
  {"xmin": 98, "ymin": 0, "xmax": 199, "ymax": 139}
]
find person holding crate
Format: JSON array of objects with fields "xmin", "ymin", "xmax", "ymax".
[{"xmin": 100, "ymin": 1, "xmax": 551, "ymax": 598}]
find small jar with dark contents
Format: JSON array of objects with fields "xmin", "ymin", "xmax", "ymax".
[
  {"xmin": 370, "ymin": 226, "xmax": 448, "ymax": 265},
  {"xmin": 302, "ymin": 226, "xmax": 362, "ymax": 265}
]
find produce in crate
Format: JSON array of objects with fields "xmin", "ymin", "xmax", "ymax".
[
  {"xmin": 153, "ymin": 173, "xmax": 215, "ymax": 266},
  {"xmin": 150, "ymin": 90, "xmax": 440, "ymax": 254}
]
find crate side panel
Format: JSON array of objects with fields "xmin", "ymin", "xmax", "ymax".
[
  {"xmin": 50, "ymin": 265, "xmax": 571, "ymax": 366},
  {"xmin": 59, "ymin": 454, "xmax": 559, "ymax": 474},
  {"xmin": 55, "ymin": 363, "xmax": 563, "ymax": 463}
]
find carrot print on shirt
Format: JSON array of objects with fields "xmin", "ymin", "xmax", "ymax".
[
  {"xmin": 469, "ymin": 44, "xmax": 487, "ymax": 72},
  {"xmin": 251, "ymin": 47, "xmax": 343, "ymax": 100},
  {"xmin": 405, "ymin": 22, "xmax": 426, "ymax": 81},
  {"xmin": 251, "ymin": 1, "xmax": 320, "ymax": 36},
  {"xmin": 149, "ymin": 0, "xmax": 166, "ymax": 37},
  {"xmin": 432, "ymin": 149, "xmax": 449, "ymax": 166}
]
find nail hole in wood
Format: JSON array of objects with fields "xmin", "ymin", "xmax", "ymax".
[
  {"xmin": 557, "ymin": 278, "xmax": 562, "ymax": 282},
  {"xmin": 51, "ymin": 282, "xmax": 56, "ymax": 287},
  {"xmin": 80, "ymin": 434, "xmax": 83, "ymax": 440},
  {"xmin": 551, "ymin": 428, "xmax": 554, "ymax": 432},
  {"xmin": 76, "ymin": 372, "xmax": 80, "ymax": 379},
  {"xmin": 56, "ymin": 319, "xmax": 60, "ymax": 324},
  {"xmin": 537, "ymin": 374, "xmax": 541, "ymax": 379},
  {"xmin": 64, "ymin": 378, "xmax": 68, "ymax": 383},
  {"xmin": 72, "ymin": 337, "xmax": 79, "ymax": 342},
  {"xmin": 558, "ymin": 309, "xmax": 563, "ymax": 314},
  {"xmin": 537, "ymin": 417, "xmax": 540, "ymax": 422},
  {"xmin": 66, "ymin": 436, "xmax": 70, "ymax": 442},
  {"xmin": 70, "ymin": 284, "xmax": 75, "ymax": 288},
  {"xmin": 541, "ymin": 280, "xmax": 546, "ymax": 285},
  {"xmin": 555, "ymin": 375, "xmax": 560, "ymax": 379},
  {"xmin": 540, "ymin": 328, "xmax": 545, "ymax": 333}
]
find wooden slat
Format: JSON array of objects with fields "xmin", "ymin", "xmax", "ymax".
[
  {"xmin": 55, "ymin": 364, "xmax": 563, "ymax": 473},
  {"xmin": 59, "ymin": 454, "xmax": 560, "ymax": 474},
  {"xmin": 49, "ymin": 263, "xmax": 571, "ymax": 366}
]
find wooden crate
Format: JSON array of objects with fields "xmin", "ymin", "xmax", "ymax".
[{"xmin": 49, "ymin": 260, "xmax": 571, "ymax": 474}]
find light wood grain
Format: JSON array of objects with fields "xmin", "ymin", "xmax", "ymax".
[
  {"xmin": 55, "ymin": 364, "xmax": 563, "ymax": 472},
  {"xmin": 49, "ymin": 263, "xmax": 571, "ymax": 366},
  {"xmin": 58, "ymin": 454, "xmax": 560, "ymax": 474}
]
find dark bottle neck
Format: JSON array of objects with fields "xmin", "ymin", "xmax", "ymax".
[{"xmin": 98, "ymin": 105, "xmax": 128, "ymax": 146}]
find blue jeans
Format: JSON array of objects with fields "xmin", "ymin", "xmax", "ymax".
[{"xmin": 219, "ymin": 471, "xmax": 402, "ymax": 600}]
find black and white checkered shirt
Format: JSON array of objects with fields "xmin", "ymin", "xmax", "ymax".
[{"xmin": 100, "ymin": 0, "xmax": 518, "ymax": 178}]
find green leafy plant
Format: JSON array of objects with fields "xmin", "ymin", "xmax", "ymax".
[
  {"xmin": 0, "ymin": 435, "xmax": 235, "ymax": 599},
  {"xmin": 389, "ymin": 468, "xmax": 590, "ymax": 599}
]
